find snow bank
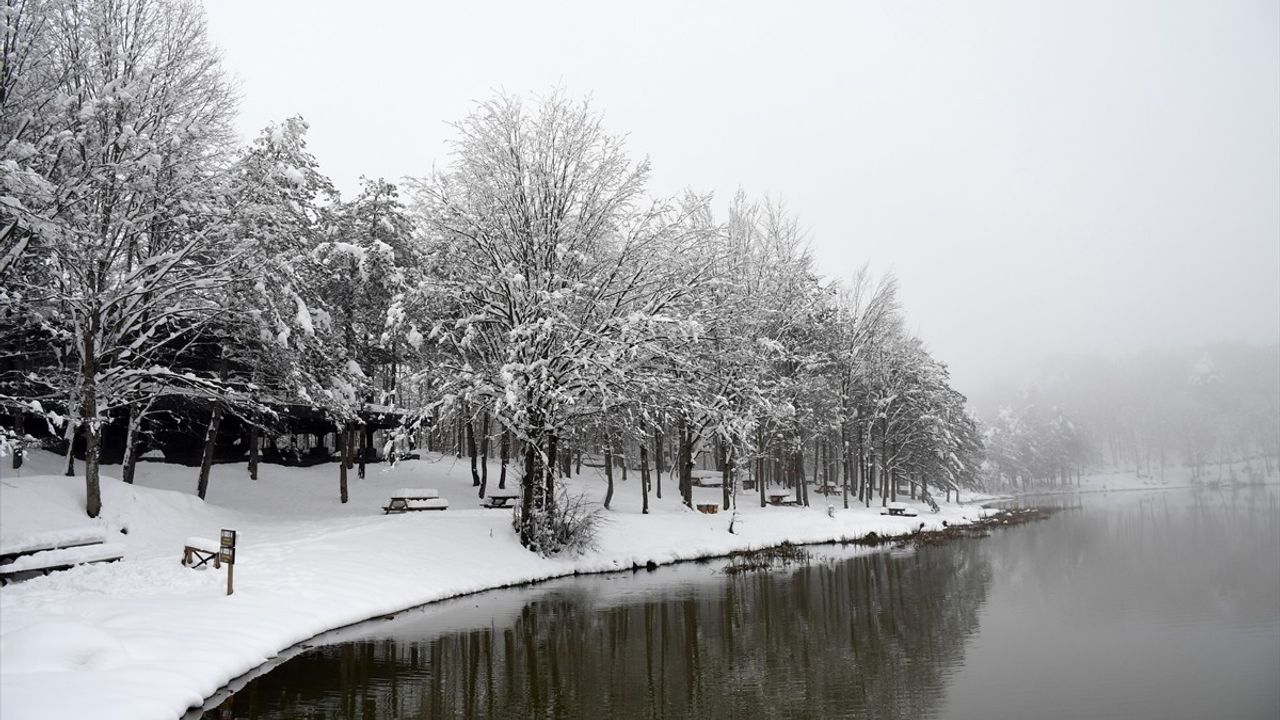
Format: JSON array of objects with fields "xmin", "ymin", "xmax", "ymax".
[{"xmin": 0, "ymin": 451, "xmax": 986, "ymax": 720}]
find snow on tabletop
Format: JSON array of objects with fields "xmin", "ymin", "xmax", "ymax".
[
  {"xmin": 391, "ymin": 488, "xmax": 438, "ymax": 498},
  {"xmin": 0, "ymin": 449, "xmax": 995, "ymax": 720},
  {"xmin": 183, "ymin": 537, "xmax": 220, "ymax": 553},
  {"xmin": 405, "ymin": 498, "xmax": 449, "ymax": 509},
  {"xmin": 0, "ymin": 526, "xmax": 107, "ymax": 556}
]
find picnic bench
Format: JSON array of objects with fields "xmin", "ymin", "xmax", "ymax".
[
  {"xmin": 384, "ymin": 489, "xmax": 449, "ymax": 514},
  {"xmin": 767, "ymin": 491, "xmax": 794, "ymax": 506},
  {"xmin": 815, "ymin": 483, "xmax": 840, "ymax": 496},
  {"xmin": 482, "ymin": 492, "xmax": 520, "ymax": 509},
  {"xmin": 0, "ymin": 527, "xmax": 123, "ymax": 584},
  {"xmin": 690, "ymin": 470, "xmax": 722, "ymax": 488},
  {"xmin": 182, "ymin": 536, "xmax": 222, "ymax": 568},
  {"xmin": 880, "ymin": 502, "xmax": 919, "ymax": 517},
  {"xmin": 696, "ymin": 503, "xmax": 720, "ymax": 514}
]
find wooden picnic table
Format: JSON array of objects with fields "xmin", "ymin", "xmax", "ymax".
[
  {"xmin": 0, "ymin": 528, "xmax": 123, "ymax": 584},
  {"xmin": 880, "ymin": 502, "xmax": 918, "ymax": 517},
  {"xmin": 384, "ymin": 489, "xmax": 449, "ymax": 514},
  {"xmin": 814, "ymin": 483, "xmax": 840, "ymax": 496},
  {"xmin": 767, "ymin": 491, "xmax": 793, "ymax": 506},
  {"xmin": 482, "ymin": 492, "xmax": 520, "ymax": 509},
  {"xmin": 695, "ymin": 502, "xmax": 719, "ymax": 514}
]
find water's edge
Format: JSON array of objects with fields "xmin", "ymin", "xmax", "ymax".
[{"xmin": 181, "ymin": 502, "xmax": 1037, "ymax": 719}]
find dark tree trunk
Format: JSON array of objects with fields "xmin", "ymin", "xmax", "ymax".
[
  {"xmin": 457, "ymin": 413, "xmax": 465, "ymax": 459},
  {"xmin": 603, "ymin": 445, "xmax": 615, "ymax": 510},
  {"xmin": 196, "ymin": 403, "xmax": 224, "ymax": 501},
  {"xmin": 653, "ymin": 430, "xmax": 664, "ymax": 499},
  {"xmin": 121, "ymin": 402, "xmax": 140, "ymax": 485},
  {"xmin": 479, "ymin": 412, "xmax": 490, "ymax": 497},
  {"xmin": 359, "ymin": 423, "xmax": 370, "ymax": 479},
  {"xmin": 467, "ymin": 409, "xmax": 480, "ymax": 486},
  {"xmin": 499, "ymin": 429, "xmax": 509, "ymax": 489},
  {"xmin": 639, "ymin": 442, "xmax": 651, "ymax": 514},
  {"xmin": 545, "ymin": 435, "xmax": 558, "ymax": 513},
  {"xmin": 64, "ymin": 415, "xmax": 76, "ymax": 477},
  {"xmin": 677, "ymin": 417, "xmax": 693, "ymax": 508},
  {"xmin": 520, "ymin": 441, "xmax": 538, "ymax": 546},
  {"xmin": 248, "ymin": 426, "xmax": 260, "ymax": 480},
  {"xmin": 11, "ymin": 410, "xmax": 23, "ymax": 470},
  {"xmin": 722, "ymin": 443, "xmax": 732, "ymax": 510},
  {"xmin": 339, "ymin": 423, "xmax": 350, "ymax": 504}
]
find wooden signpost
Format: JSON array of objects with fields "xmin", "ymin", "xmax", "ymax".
[{"xmin": 219, "ymin": 529, "xmax": 237, "ymax": 596}]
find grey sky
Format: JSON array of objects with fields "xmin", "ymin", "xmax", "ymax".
[{"xmin": 204, "ymin": 0, "xmax": 1280, "ymax": 397}]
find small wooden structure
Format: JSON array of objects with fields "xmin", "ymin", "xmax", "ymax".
[
  {"xmin": 880, "ymin": 502, "xmax": 919, "ymax": 517},
  {"xmin": 482, "ymin": 492, "xmax": 520, "ymax": 509},
  {"xmin": 181, "ymin": 536, "xmax": 221, "ymax": 568},
  {"xmin": 696, "ymin": 503, "xmax": 719, "ymax": 514},
  {"xmin": 689, "ymin": 470, "xmax": 721, "ymax": 487},
  {"xmin": 767, "ymin": 491, "xmax": 793, "ymax": 506},
  {"xmin": 0, "ymin": 528, "xmax": 123, "ymax": 584},
  {"xmin": 384, "ymin": 489, "xmax": 449, "ymax": 514}
]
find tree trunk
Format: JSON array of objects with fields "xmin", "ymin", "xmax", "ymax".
[
  {"xmin": 721, "ymin": 443, "xmax": 732, "ymax": 510},
  {"xmin": 499, "ymin": 429, "xmax": 509, "ymax": 490},
  {"xmin": 653, "ymin": 430, "xmax": 664, "ymax": 499},
  {"xmin": 841, "ymin": 423, "xmax": 851, "ymax": 510},
  {"xmin": 196, "ymin": 403, "xmax": 224, "ymax": 501},
  {"xmin": 467, "ymin": 409, "xmax": 480, "ymax": 487},
  {"xmin": 11, "ymin": 409, "xmax": 23, "ymax": 470},
  {"xmin": 339, "ymin": 423, "xmax": 350, "ymax": 504},
  {"xmin": 121, "ymin": 402, "xmax": 141, "ymax": 485},
  {"xmin": 520, "ymin": 440, "xmax": 538, "ymax": 547},
  {"xmin": 358, "ymin": 422, "xmax": 369, "ymax": 479},
  {"xmin": 677, "ymin": 417, "xmax": 693, "ymax": 508},
  {"xmin": 639, "ymin": 443, "xmax": 651, "ymax": 514},
  {"xmin": 479, "ymin": 411, "xmax": 490, "ymax": 497},
  {"xmin": 64, "ymin": 415, "xmax": 77, "ymax": 477},
  {"xmin": 248, "ymin": 425, "xmax": 260, "ymax": 480},
  {"xmin": 603, "ymin": 445, "xmax": 615, "ymax": 510},
  {"xmin": 545, "ymin": 434, "xmax": 558, "ymax": 513}
]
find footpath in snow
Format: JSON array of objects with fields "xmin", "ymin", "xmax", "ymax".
[{"xmin": 1, "ymin": 450, "xmax": 987, "ymax": 720}]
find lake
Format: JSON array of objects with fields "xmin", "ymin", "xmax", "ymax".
[{"xmin": 196, "ymin": 486, "xmax": 1280, "ymax": 719}]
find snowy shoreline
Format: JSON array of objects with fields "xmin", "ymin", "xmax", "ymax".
[{"xmin": 0, "ymin": 451, "xmax": 1163, "ymax": 720}]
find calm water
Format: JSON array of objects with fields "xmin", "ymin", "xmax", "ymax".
[{"xmin": 197, "ymin": 486, "xmax": 1280, "ymax": 720}]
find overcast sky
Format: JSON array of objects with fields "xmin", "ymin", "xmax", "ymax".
[{"xmin": 204, "ymin": 0, "xmax": 1280, "ymax": 397}]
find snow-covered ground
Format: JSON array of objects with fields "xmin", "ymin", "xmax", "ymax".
[{"xmin": 0, "ymin": 450, "xmax": 987, "ymax": 720}]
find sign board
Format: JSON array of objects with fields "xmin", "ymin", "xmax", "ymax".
[{"xmin": 219, "ymin": 528, "xmax": 238, "ymax": 596}]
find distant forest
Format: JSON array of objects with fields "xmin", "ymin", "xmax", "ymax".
[{"xmin": 976, "ymin": 343, "xmax": 1280, "ymax": 487}]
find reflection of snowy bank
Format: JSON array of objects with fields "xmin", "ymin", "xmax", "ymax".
[{"xmin": 0, "ymin": 450, "xmax": 987, "ymax": 720}]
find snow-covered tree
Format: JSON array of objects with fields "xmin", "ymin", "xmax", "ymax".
[
  {"xmin": 406, "ymin": 93, "xmax": 716, "ymax": 552},
  {"xmin": 2, "ymin": 0, "xmax": 239, "ymax": 516}
]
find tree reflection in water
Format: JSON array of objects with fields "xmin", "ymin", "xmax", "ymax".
[{"xmin": 201, "ymin": 543, "xmax": 993, "ymax": 720}]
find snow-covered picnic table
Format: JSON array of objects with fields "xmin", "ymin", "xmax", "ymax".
[
  {"xmin": 880, "ymin": 501, "xmax": 919, "ymax": 517},
  {"xmin": 767, "ymin": 491, "xmax": 796, "ymax": 506},
  {"xmin": 383, "ymin": 489, "xmax": 449, "ymax": 514},
  {"xmin": 0, "ymin": 525, "xmax": 106, "ymax": 560},
  {"xmin": 0, "ymin": 526, "xmax": 124, "ymax": 583},
  {"xmin": 481, "ymin": 491, "xmax": 519, "ymax": 509}
]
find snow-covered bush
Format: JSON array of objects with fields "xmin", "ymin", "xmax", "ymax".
[{"xmin": 512, "ymin": 487, "xmax": 603, "ymax": 557}]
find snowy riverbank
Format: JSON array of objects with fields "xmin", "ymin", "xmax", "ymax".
[{"xmin": 3, "ymin": 450, "xmax": 988, "ymax": 720}]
